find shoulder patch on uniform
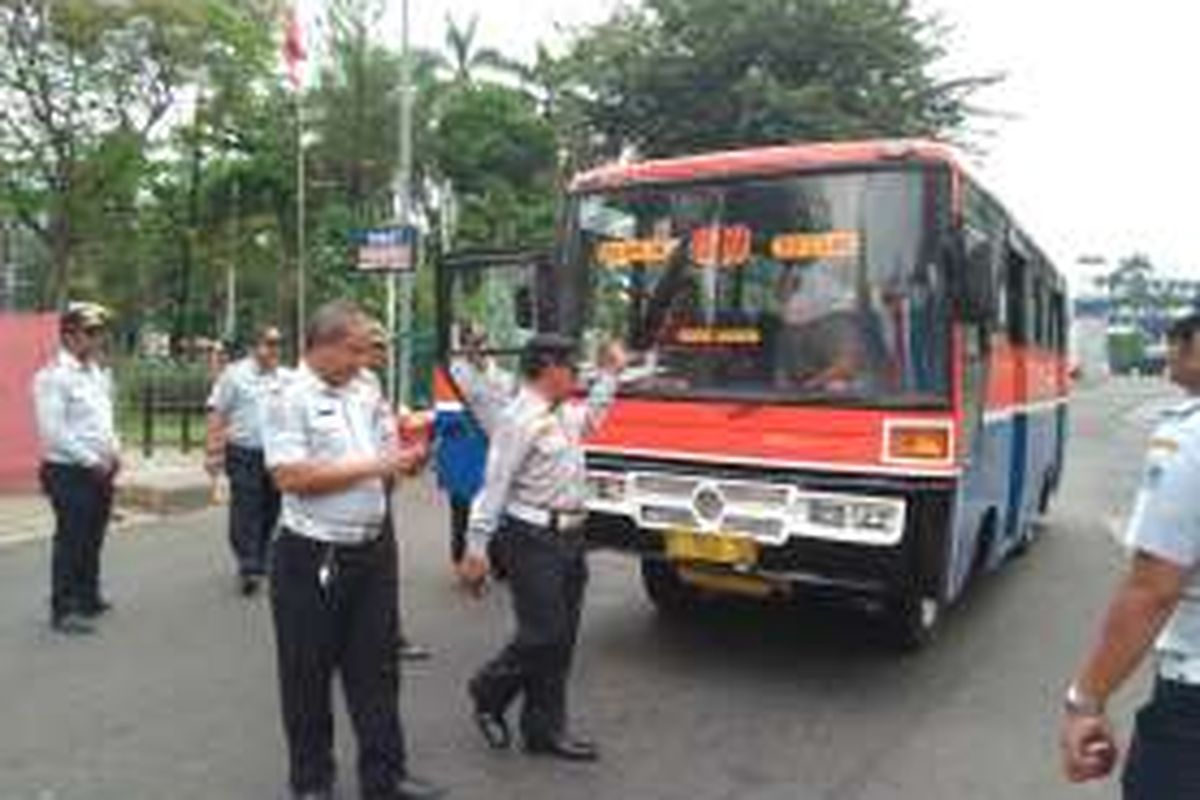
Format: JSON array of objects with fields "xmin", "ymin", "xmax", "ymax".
[
  {"xmin": 533, "ymin": 415, "xmax": 557, "ymax": 437},
  {"xmin": 1149, "ymin": 437, "xmax": 1180, "ymax": 453}
]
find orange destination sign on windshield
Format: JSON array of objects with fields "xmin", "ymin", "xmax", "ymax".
[
  {"xmin": 770, "ymin": 230, "xmax": 860, "ymax": 261},
  {"xmin": 596, "ymin": 238, "xmax": 678, "ymax": 267},
  {"xmin": 674, "ymin": 326, "xmax": 762, "ymax": 346},
  {"xmin": 690, "ymin": 225, "xmax": 752, "ymax": 267}
]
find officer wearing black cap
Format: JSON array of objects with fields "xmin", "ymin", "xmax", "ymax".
[
  {"xmin": 32, "ymin": 302, "xmax": 120, "ymax": 635},
  {"xmin": 459, "ymin": 332, "xmax": 626, "ymax": 761}
]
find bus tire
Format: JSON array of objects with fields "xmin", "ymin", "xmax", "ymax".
[
  {"xmin": 640, "ymin": 558, "xmax": 701, "ymax": 616},
  {"xmin": 1037, "ymin": 472, "xmax": 1055, "ymax": 517},
  {"xmin": 883, "ymin": 593, "xmax": 941, "ymax": 652},
  {"xmin": 1014, "ymin": 476, "xmax": 1054, "ymax": 559},
  {"xmin": 972, "ymin": 510, "xmax": 999, "ymax": 575}
]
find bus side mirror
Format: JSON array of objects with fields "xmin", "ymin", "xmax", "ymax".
[{"xmin": 956, "ymin": 239, "xmax": 997, "ymax": 323}]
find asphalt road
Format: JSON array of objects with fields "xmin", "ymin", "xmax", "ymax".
[{"xmin": 0, "ymin": 378, "xmax": 1180, "ymax": 800}]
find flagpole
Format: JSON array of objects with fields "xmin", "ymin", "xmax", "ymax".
[
  {"xmin": 283, "ymin": 3, "xmax": 308, "ymax": 356},
  {"xmin": 296, "ymin": 92, "xmax": 306, "ymax": 355}
]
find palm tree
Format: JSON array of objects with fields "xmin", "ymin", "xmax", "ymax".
[{"xmin": 441, "ymin": 13, "xmax": 519, "ymax": 84}]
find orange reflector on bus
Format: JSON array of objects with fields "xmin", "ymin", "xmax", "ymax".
[{"xmin": 885, "ymin": 423, "xmax": 953, "ymax": 463}]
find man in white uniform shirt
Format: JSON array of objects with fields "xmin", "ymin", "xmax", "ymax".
[
  {"xmin": 32, "ymin": 302, "xmax": 120, "ymax": 635},
  {"xmin": 262, "ymin": 300, "xmax": 443, "ymax": 800},
  {"xmin": 360, "ymin": 319, "xmax": 431, "ymax": 662},
  {"xmin": 1061, "ymin": 313, "xmax": 1200, "ymax": 797},
  {"xmin": 204, "ymin": 324, "xmax": 289, "ymax": 596},
  {"xmin": 459, "ymin": 334, "xmax": 626, "ymax": 761}
]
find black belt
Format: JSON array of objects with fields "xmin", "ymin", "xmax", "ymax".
[
  {"xmin": 280, "ymin": 525, "xmax": 385, "ymax": 550},
  {"xmin": 504, "ymin": 514, "xmax": 588, "ymax": 538}
]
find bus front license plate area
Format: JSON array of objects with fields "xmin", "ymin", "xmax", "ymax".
[{"xmin": 665, "ymin": 531, "xmax": 758, "ymax": 566}]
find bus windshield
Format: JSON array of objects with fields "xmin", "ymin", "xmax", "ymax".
[{"xmin": 567, "ymin": 168, "xmax": 951, "ymax": 407}]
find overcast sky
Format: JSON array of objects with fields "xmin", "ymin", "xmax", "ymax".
[{"xmin": 354, "ymin": 0, "xmax": 1200, "ymax": 287}]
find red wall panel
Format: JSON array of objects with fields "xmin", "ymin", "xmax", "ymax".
[{"xmin": 0, "ymin": 314, "xmax": 58, "ymax": 491}]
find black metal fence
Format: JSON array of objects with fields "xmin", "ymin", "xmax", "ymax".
[{"xmin": 115, "ymin": 360, "xmax": 212, "ymax": 458}]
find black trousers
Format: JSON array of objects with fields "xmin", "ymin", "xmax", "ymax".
[
  {"xmin": 225, "ymin": 444, "xmax": 280, "ymax": 576},
  {"xmin": 40, "ymin": 462, "xmax": 113, "ymax": 620},
  {"xmin": 1123, "ymin": 679, "xmax": 1200, "ymax": 799},
  {"xmin": 270, "ymin": 529, "xmax": 407, "ymax": 798},
  {"xmin": 471, "ymin": 517, "xmax": 588, "ymax": 744},
  {"xmin": 449, "ymin": 496, "xmax": 470, "ymax": 565}
]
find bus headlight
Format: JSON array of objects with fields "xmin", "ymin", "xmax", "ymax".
[
  {"xmin": 808, "ymin": 499, "xmax": 849, "ymax": 528},
  {"xmin": 849, "ymin": 502, "xmax": 902, "ymax": 532},
  {"xmin": 795, "ymin": 494, "xmax": 906, "ymax": 544}
]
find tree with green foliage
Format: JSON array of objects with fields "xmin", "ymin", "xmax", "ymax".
[
  {"xmin": 0, "ymin": 0, "xmax": 279, "ymax": 309},
  {"xmin": 563, "ymin": 0, "xmax": 999, "ymax": 160},
  {"xmin": 433, "ymin": 83, "xmax": 558, "ymax": 248}
]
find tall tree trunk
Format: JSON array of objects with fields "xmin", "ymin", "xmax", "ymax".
[
  {"xmin": 173, "ymin": 122, "xmax": 203, "ymax": 356},
  {"xmin": 43, "ymin": 206, "xmax": 72, "ymax": 310}
]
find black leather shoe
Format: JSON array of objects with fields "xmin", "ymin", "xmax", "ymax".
[
  {"xmin": 397, "ymin": 638, "xmax": 432, "ymax": 662},
  {"xmin": 467, "ymin": 679, "xmax": 511, "ymax": 750},
  {"xmin": 239, "ymin": 575, "xmax": 261, "ymax": 597},
  {"xmin": 389, "ymin": 774, "xmax": 446, "ymax": 799},
  {"xmin": 51, "ymin": 614, "xmax": 96, "ymax": 636},
  {"xmin": 524, "ymin": 736, "xmax": 599, "ymax": 762},
  {"xmin": 290, "ymin": 790, "xmax": 333, "ymax": 800},
  {"xmin": 79, "ymin": 598, "xmax": 112, "ymax": 618}
]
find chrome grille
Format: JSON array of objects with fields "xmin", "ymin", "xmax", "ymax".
[
  {"xmin": 719, "ymin": 482, "xmax": 791, "ymax": 509},
  {"xmin": 633, "ymin": 474, "xmax": 700, "ymax": 498},
  {"xmin": 723, "ymin": 515, "xmax": 786, "ymax": 542},
  {"xmin": 640, "ymin": 505, "xmax": 698, "ymax": 528}
]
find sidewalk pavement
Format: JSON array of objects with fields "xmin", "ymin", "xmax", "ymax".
[
  {"xmin": 0, "ymin": 452, "xmax": 444, "ymax": 549},
  {"xmin": 0, "ymin": 450, "xmax": 212, "ymax": 548}
]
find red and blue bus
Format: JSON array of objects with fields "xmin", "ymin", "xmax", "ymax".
[{"xmin": 437, "ymin": 139, "xmax": 1069, "ymax": 648}]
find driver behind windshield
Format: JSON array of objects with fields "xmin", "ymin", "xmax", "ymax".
[{"xmin": 773, "ymin": 260, "xmax": 886, "ymax": 394}]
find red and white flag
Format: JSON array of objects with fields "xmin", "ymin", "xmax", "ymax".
[{"xmin": 282, "ymin": 4, "xmax": 307, "ymax": 90}]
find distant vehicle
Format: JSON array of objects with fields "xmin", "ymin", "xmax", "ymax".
[
  {"xmin": 437, "ymin": 139, "xmax": 1070, "ymax": 649},
  {"xmin": 1069, "ymin": 312, "xmax": 1110, "ymax": 383}
]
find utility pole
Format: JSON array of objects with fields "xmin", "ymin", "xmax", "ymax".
[{"xmin": 225, "ymin": 177, "xmax": 240, "ymax": 343}]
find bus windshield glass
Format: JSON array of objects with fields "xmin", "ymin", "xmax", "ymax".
[{"xmin": 568, "ymin": 169, "xmax": 950, "ymax": 406}]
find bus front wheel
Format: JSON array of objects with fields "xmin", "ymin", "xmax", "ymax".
[{"xmin": 882, "ymin": 594, "xmax": 941, "ymax": 652}]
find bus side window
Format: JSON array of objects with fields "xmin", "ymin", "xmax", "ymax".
[
  {"xmin": 1051, "ymin": 290, "xmax": 1067, "ymax": 354},
  {"xmin": 1032, "ymin": 274, "xmax": 1046, "ymax": 347},
  {"xmin": 962, "ymin": 183, "xmax": 1005, "ymax": 331},
  {"xmin": 1005, "ymin": 244, "xmax": 1028, "ymax": 345},
  {"xmin": 960, "ymin": 183, "xmax": 1005, "ymax": 454}
]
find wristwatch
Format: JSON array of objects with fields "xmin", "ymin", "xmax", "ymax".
[{"xmin": 1064, "ymin": 683, "xmax": 1105, "ymax": 717}]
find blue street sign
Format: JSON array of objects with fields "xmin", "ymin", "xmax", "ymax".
[{"xmin": 352, "ymin": 225, "xmax": 419, "ymax": 272}]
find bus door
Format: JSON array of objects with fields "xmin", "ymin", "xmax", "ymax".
[
  {"xmin": 434, "ymin": 249, "xmax": 554, "ymax": 422},
  {"xmin": 1003, "ymin": 236, "xmax": 1031, "ymax": 543}
]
